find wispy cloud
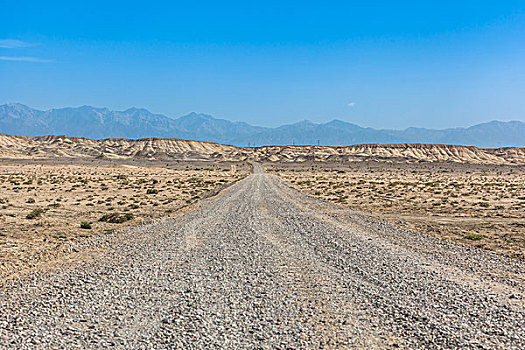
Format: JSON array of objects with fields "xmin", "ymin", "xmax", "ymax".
[
  {"xmin": 0, "ymin": 39, "xmax": 52, "ymax": 63},
  {"xmin": 347, "ymin": 102, "xmax": 356, "ymax": 107},
  {"xmin": 0, "ymin": 56, "xmax": 53, "ymax": 63},
  {"xmin": 0, "ymin": 39, "xmax": 33, "ymax": 49}
]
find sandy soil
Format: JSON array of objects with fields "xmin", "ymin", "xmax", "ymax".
[
  {"xmin": 269, "ymin": 161, "xmax": 525, "ymax": 259},
  {"xmin": 1, "ymin": 163, "xmax": 523, "ymax": 348},
  {"xmin": 0, "ymin": 160, "xmax": 250, "ymax": 278}
]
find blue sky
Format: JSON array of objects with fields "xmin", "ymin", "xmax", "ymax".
[{"xmin": 1, "ymin": 1, "xmax": 524, "ymax": 128}]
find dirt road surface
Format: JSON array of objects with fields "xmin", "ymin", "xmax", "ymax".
[{"xmin": 1, "ymin": 164, "xmax": 524, "ymax": 349}]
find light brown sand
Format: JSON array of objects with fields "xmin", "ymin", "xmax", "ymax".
[
  {"xmin": 0, "ymin": 160, "xmax": 250, "ymax": 276},
  {"xmin": 270, "ymin": 162, "xmax": 525, "ymax": 259}
]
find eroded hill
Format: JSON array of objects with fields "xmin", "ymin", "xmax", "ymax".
[{"xmin": 1, "ymin": 133, "xmax": 524, "ymax": 164}]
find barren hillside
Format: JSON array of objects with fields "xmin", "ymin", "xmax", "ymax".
[
  {"xmin": 1, "ymin": 133, "xmax": 524, "ymax": 164},
  {"xmin": 0, "ymin": 133, "xmax": 242, "ymax": 161},
  {"xmin": 253, "ymin": 143, "xmax": 525, "ymax": 164}
]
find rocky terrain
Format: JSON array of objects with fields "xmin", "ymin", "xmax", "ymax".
[
  {"xmin": 1, "ymin": 132, "xmax": 525, "ymax": 165},
  {"xmin": 0, "ymin": 160, "xmax": 249, "ymax": 279},
  {"xmin": 271, "ymin": 162, "xmax": 525, "ymax": 258},
  {"xmin": 0, "ymin": 164, "xmax": 523, "ymax": 349}
]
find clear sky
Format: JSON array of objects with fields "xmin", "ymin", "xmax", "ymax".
[{"xmin": 1, "ymin": 1, "xmax": 524, "ymax": 128}]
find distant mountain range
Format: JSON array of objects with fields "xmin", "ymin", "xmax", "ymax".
[{"xmin": 1, "ymin": 103, "xmax": 523, "ymax": 148}]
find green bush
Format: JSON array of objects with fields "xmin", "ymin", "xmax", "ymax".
[
  {"xmin": 99, "ymin": 213, "xmax": 134, "ymax": 223},
  {"xmin": 26, "ymin": 208, "xmax": 45, "ymax": 219},
  {"xmin": 146, "ymin": 188, "xmax": 159, "ymax": 194},
  {"xmin": 80, "ymin": 221, "xmax": 92, "ymax": 229},
  {"xmin": 464, "ymin": 234, "xmax": 483, "ymax": 241}
]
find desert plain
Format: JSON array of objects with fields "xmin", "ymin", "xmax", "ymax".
[
  {"xmin": 1, "ymin": 154, "xmax": 523, "ymax": 281},
  {"xmin": 0, "ymin": 159, "xmax": 250, "ymax": 278},
  {"xmin": 0, "ymin": 136, "xmax": 524, "ymax": 348},
  {"xmin": 270, "ymin": 161, "xmax": 525, "ymax": 258}
]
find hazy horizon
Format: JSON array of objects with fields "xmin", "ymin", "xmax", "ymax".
[
  {"xmin": 2, "ymin": 102, "xmax": 524, "ymax": 148},
  {"xmin": 3, "ymin": 102, "xmax": 524, "ymax": 131}
]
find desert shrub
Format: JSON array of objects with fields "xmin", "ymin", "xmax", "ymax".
[
  {"xmin": 99, "ymin": 213, "xmax": 134, "ymax": 223},
  {"xmin": 146, "ymin": 188, "xmax": 159, "ymax": 194},
  {"xmin": 26, "ymin": 198, "xmax": 36, "ymax": 203},
  {"xmin": 26, "ymin": 208, "xmax": 45, "ymax": 219},
  {"xmin": 80, "ymin": 221, "xmax": 92, "ymax": 229},
  {"xmin": 464, "ymin": 234, "xmax": 483, "ymax": 240}
]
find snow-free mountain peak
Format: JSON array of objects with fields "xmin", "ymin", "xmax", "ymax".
[{"xmin": 0, "ymin": 104, "xmax": 523, "ymax": 147}]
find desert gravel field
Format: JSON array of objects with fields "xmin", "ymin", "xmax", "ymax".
[
  {"xmin": 0, "ymin": 160, "xmax": 249, "ymax": 278},
  {"xmin": 271, "ymin": 162, "xmax": 525, "ymax": 259},
  {"xmin": 0, "ymin": 163, "xmax": 523, "ymax": 349}
]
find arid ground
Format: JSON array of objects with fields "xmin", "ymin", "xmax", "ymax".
[
  {"xmin": 1, "ymin": 157, "xmax": 524, "ymax": 281},
  {"xmin": 0, "ymin": 135, "xmax": 524, "ymax": 348},
  {"xmin": 1, "ymin": 162, "xmax": 523, "ymax": 349},
  {"xmin": 269, "ymin": 161, "xmax": 525, "ymax": 259},
  {"xmin": 0, "ymin": 159, "xmax": 250, "ymax": 278}
]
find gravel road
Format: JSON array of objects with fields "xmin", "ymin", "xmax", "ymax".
[{"xmin": 1, "ymin": 164, "xmax": 524, "ymax": 349}]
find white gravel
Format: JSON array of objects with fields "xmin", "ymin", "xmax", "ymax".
[{"xmin": 0, "ymin": 164, "xmax": 524, "ymax": 349}]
